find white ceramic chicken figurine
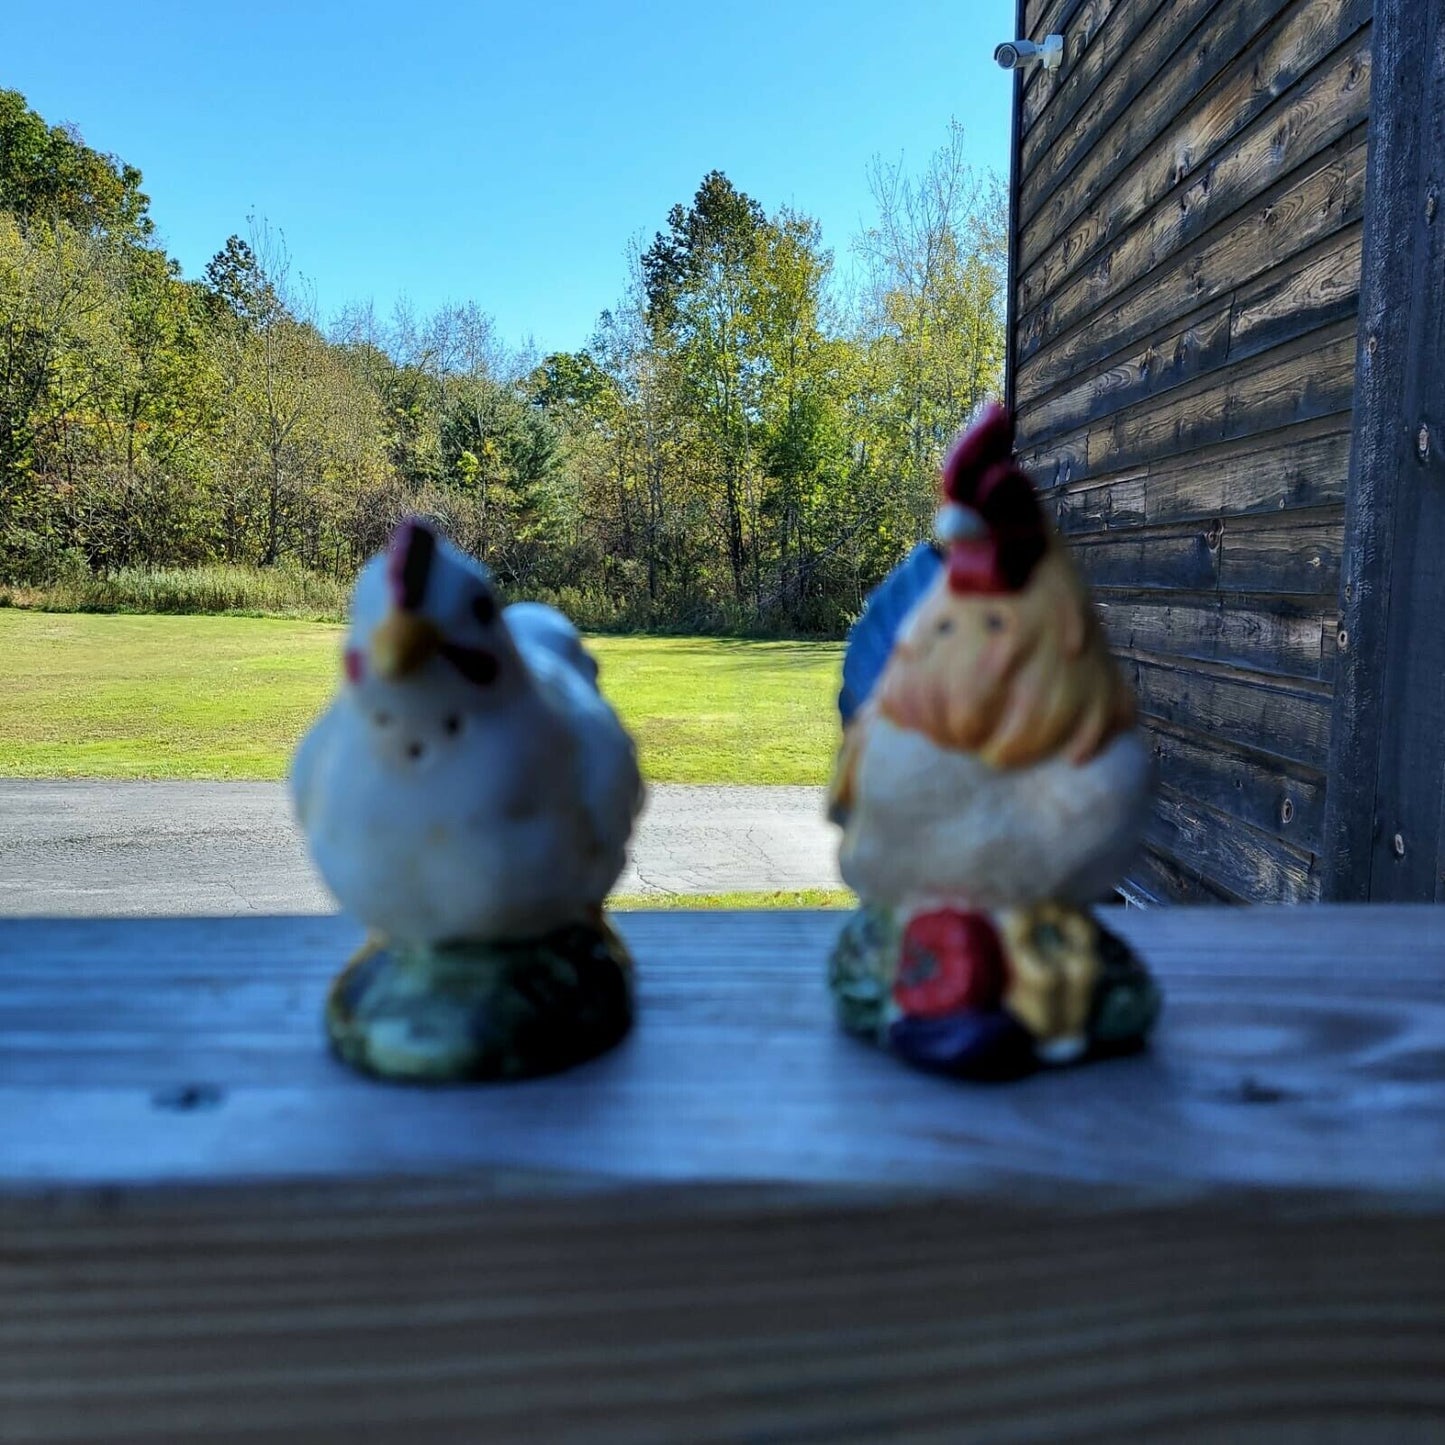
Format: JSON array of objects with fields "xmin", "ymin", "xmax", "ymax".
[
  {"xmin": 292, "ymin": 519, "xmax": 643, "ymax": 1082},
  {"xmin": 828, "ymin": 405, "xmax": 1160, "ymax": 1078}
]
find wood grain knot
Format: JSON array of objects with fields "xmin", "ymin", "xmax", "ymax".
[
  {"xmin": 1231, "ymin": 1076, "xmax": 1290, "ymax": 1105},
  {"xmin": 152, "ymin": 1084, "xmax": 226, "ymax": 1112}
]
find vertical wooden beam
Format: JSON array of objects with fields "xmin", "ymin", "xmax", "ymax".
[
  {"xmin": 1005, "ymin": 0, "xmax": 1028, "ymax": 416},
  {"xmin": 1324, "ymin": 0, "xmax": 1445, "ymax": 900}
]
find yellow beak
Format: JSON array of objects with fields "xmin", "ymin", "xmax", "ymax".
[{"xmin": 369, "ymin": 612, "xmax": 442, "ymax": 680}]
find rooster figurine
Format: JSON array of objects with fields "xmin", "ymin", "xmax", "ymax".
[
  {"xmin": 292, "ymin": 519, "xmax": 643, "ymax": 1082},
  {"xmin": 828, "ymin": 404, "xmax": 1160, "ymax": 1078}
]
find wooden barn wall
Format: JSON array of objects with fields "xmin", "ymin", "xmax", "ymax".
[{"xmin": 1010, "ymin": 0, "xmax": 1373, "ymax": 902}]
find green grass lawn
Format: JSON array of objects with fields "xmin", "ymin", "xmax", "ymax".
[{"xmin": 0, "ymin": 611, "xmax": 844, "ymax": 784}]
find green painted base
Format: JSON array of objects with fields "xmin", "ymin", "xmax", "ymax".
[{"xmin": 325, "ymin": 919, "xmax": 634, "ymax": 1083}]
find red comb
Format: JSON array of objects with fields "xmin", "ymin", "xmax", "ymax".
[
  {"xmin": 387, "ymin": 517, "xmax": 435, "ymax": 611},
  {"xmin": 940, "ymin": 405, "xmax": 1048, "ymax": 593},
  {"xmin": 942, "ymin": 403, "xmax": 1017, "ymax": 504}
]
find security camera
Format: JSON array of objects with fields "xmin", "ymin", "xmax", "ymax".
[{"xmin": 995, "ymin": 34, "xmax": 1063, "ymax": 71}]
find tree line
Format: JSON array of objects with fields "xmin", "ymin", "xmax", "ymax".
[{"xmin": 0, "ymin": 89, "xmax": 1004, "ymax": 634}]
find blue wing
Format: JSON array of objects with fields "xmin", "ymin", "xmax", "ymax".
[{"xmin": 839, "ymin": 543, "xmax": 943, "ymax": 725}]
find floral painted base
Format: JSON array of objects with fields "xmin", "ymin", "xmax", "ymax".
[
  {"xmin": 829, "ymin": 902, "xmax": 1159, "ymax": 1080},
  {"xmin": 326, "ymin": 919, "xmax": 634, "ymax": 1083}
]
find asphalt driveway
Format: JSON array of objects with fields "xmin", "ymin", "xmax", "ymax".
[{"xmin": 0, "ymin": 781, "xmax": 839, "ymax": 916}]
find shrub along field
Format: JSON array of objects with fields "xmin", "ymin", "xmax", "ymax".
[
  {"xmin": 0, "ymin": 563, "xmax": 351, "ymax": 620},
  {"xmin": 0, "ymin": 611, "xmax": 844, "ymax": 785}
]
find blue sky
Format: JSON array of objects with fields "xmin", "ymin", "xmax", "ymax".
[{"xmin": 5, "ymin": 0, "xmax": 1013, "ymax": 355}]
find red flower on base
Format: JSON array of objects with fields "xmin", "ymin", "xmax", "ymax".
[{"xmin": 894, "ymin": 910, "xmax": 1006, "ymax": 1017}]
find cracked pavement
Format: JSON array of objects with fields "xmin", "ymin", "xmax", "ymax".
[{"xmin": 0, "ymin": 781, "xmax": 840, "ymax": 917}]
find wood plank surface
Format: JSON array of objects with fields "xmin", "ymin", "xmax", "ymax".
[
  {"xmin": 1137, "ymin": 421, "xmax": 1352, "ymax": 525},
  {"xmin": 1083, "ymin": 320, "xmax": 1357, "ymax": 478},
  {"xmin": 1047, "ymin": 420, "xmax": 1352, "ymax": 530},
  {"xmin": 1010, "ymin": 0, "xmax": 1367, "ymax": 907},
  {"xmin": 1019, "ymin": 30, "xmax": 1372, "ymax": 360},
  {"xmin": 1122, "ymin": 845, "xmax": 1240, "ymax": 904},
  {"xmin": 1019, "ymin": 323, "xmax": 1357, "ymax": 498},
  {"xmin": 2, "ymin": 909, "xmax": 1444, "ymax": 1443},
  {"xmin": 1019, "ymin": 0, "xmax": 1185, "ymax": 223},
  {"xmin": 1017, "ymin": 427, "xmax": 1092, "ymax": 492},
  {"xmin": 1020, "ymin": 223, "xmax": 1361, "ymax": 449},
  {"xmin": 1018, "ymin": 300, "xmax": 1235, "ymax": 445},
  {"xmin": 1023, "ymin": 0, "xmax": 1083, "ymax": 57},
  {"xmin": 3, "ymin": 1181, "xmax": 1442, "ymax": 1444},
  {"xmin": 1142, "ymin": 723, "xmax": 1328, "ymax": 851},
  {"xmin": 1019, "ymin": 128, "xmax": 1368, "ymax": 388},
  {"xmin": 1217, "ymin": 508, "xmax": 1343, "ymax": 596},
  {"xmin": 1146, "ymin": 787, "xmax": 1322, "ymax": 901},
  {"xmin": 0, "ymin": 913, "xmax": 1439, "ymax": 1445},
  {"xmin": 1126, "ymin": 656, "xmax": 1332, "ymax": 769},
  {"xmin": 1070, "ymin": 509, "xmax": 1340, "ymax": 598},
  {"xmin": 1072, "ymin": 522, "xmax": 1220, "ymax": 591},
  {"xmin": 1018, "ymin": 0, "xmax": 1370, "ymax": 311},
  {"xmin": 2, "ymin": 908, "xmax": 1444, "ymax": 1196},
  {"xmin": 1097, "ymin": 595, "xmax": 1336, "ymax": 682},
  {"xmin": 1019, "ymin": 0, "xmax": 1288, "ymax": 243},
  {"xmin": 1021, "ymin": 0, "xmax": 1097, "ymax": 133},
  {"xmin": 1019, "ymin": 0, "xmax": 1137, "ymax": 145},
  {"xmin": 1228, "ymin": 222, "xmax": 1363, "ymax": 356}
]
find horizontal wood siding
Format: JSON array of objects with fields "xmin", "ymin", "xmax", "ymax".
[{"xmin": 1013, "ymin": 0, "xmax": 1372, "ymax": 900}]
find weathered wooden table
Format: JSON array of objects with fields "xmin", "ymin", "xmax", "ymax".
[{"xmin": 2, "ymin": 907, "xmax": 1443, "ymax": 1442}]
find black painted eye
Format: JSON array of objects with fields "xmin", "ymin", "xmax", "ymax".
[
  {"xmin": 472, "ymin": 592, "xmax": 496, "ymax": 625},
  {"xmin": 444, "ymin": 715, "xmax": 461, "ymax": 736}
]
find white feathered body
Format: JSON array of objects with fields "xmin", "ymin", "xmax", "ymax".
[
  {"xmin": 292, "ymin": 601, "xmax": 642, "ymax": 946},
  {"xmin": 838, "ymin": 716, "xmax": 1153, "ymax": 914}
]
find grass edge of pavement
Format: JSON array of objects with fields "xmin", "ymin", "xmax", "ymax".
[{"xmin": 610, "ymin": 889, "xmax": 853, "ymax": 911}]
